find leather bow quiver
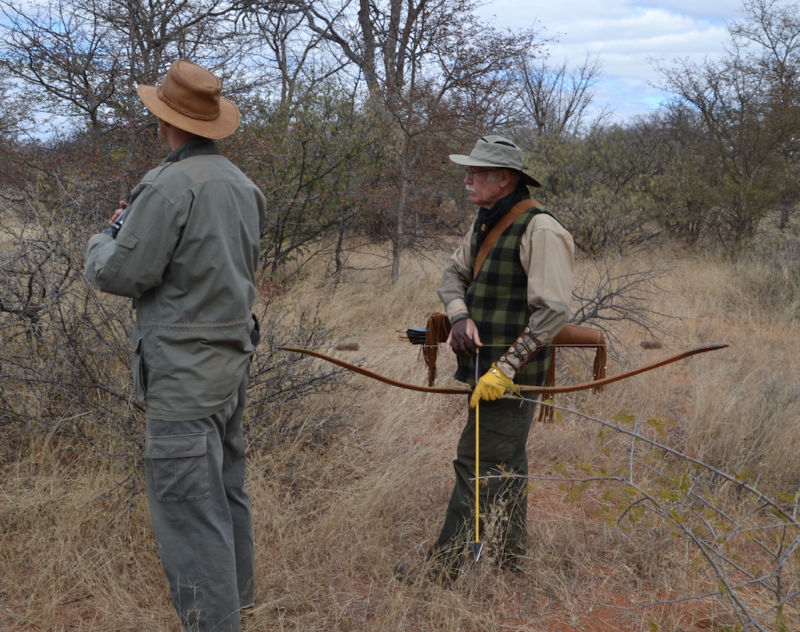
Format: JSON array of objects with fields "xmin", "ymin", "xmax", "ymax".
[
  {"xmin": 539, "ymin": 323, "xmax": 607, "ymax": 423},
  {"xmin": 416, "ymin": 316, "xmax": 607, "ymax": 415},
  {"xmin": 423, "ymin": 313, "xmax": 452, "ymax": 386}
]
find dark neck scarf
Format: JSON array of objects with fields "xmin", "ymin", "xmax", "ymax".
[{"xmin": 473, "ymin": 183, "xmax": 530, "ymax": 249}]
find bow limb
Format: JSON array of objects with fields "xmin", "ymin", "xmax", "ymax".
[
  {"xmin": 278, "ymin": 347, "xmax": 471, "ymax": 394},
  {"xmin": 277, "ymin": 344, "xmax": 729, "ymax": 395},
  {"xmin": 537, "ymin": 343, "xmax": 729, "ymax": 394}
]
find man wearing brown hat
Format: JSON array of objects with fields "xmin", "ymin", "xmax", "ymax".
[
  {"xmin": 85, "ymin": 60, "xmax": 266, "ymax": 631},
  {"xmin": 429, "ymin": 135, "xmax": 574, "ymax": 577}
]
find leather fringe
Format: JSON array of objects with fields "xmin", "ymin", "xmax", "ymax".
[
  {"xmin": 418, "ymin": 315, "xmax": 606, "ymax": 414},
  {"xmin": 423, "ymin": 313, "xmax": 452, "ymax": 387},
  {"xmin": 538, "ymin": 324, "xmax": 606, "ymax": 423}
]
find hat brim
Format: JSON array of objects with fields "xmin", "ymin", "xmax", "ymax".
[
  {"xmin": 449, "ymin": 154, "xmax": 542, "ymax": 188},
  {"xmin": 137, "ymin": 84, "xmax": 240, "ymax": 140}
]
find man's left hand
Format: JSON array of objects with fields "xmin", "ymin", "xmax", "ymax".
[{"xmin": 470, "ymin": 363, "xmax": 513, "ymax": 408}]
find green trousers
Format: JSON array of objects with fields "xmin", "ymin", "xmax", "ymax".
[
  {"xmin": 145, "ymin": 372, "xmax": 254, "ymax": 632},
  {"xmin": 429, "ymin": 396, "xmax": 536, "ymax": 574}
]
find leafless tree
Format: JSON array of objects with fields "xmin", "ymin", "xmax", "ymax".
[
  {"xmin": 272, "ymin": 0, "xmax": 540, "ymax": 281},
  {"xmin": 242, "ymin": 2, "xmax": 348, "ymax": 110},
  {"xmin": 731, "ymin": 0, "xmax": 800, "ymax": 229},
  {"xmin": 655, "ymin": 0, "xmax": 800, "ymax": 248},
  {"xmin": 568, "ymin": 256, "xmax": 674, "ymax": 356},
  {"xmin": 0, "ymin": 0, "xmax": 125, "ymax": 132},
  {"xmin": 0, "ymin": 65, "xmax": 30, "ymax": 142},
  {"xmin": 0, "ymin": 0, "xmax": 247, "ymax": 134},
  {"xmin": 516, "ymin": 54, "xmax": 602, "ymax": 139}
]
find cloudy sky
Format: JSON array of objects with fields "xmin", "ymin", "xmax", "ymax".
[{"xmin": 477, "ymin": 0, "xmax": 745, "ymax": 120}]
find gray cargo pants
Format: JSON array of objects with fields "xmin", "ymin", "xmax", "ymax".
[
  {"xmin": 429, "ymin": 396, "xmax": 536, "ymax": 575},
  {"xmin": 145, "ymin": 372, "xmax": 254, "ymax": 632}
]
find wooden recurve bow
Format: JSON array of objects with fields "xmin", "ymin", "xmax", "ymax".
[{"xmin": 277, "ymin": 344, "xmax": 728, "ymax": 395}]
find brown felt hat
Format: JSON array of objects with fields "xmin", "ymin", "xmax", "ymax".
[
  {"xmin": 136, "ymin": 60, "xmax": 240, "ymax": 140},
  {"xmin": 450, "ymin": 135, "xmax": 541, "ymax": 187}
]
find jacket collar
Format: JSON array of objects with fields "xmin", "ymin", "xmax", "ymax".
[{"xmin": 164, "ymin": 137, "xmax": 222, "ymax": 163}]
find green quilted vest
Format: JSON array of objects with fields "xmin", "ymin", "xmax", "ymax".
[{"xmin": 454, "ymin": 206, "xmax": 556, "ymax": 386}]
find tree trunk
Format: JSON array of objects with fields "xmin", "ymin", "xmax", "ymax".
[
  {"xmin": 391, "ymin": 176, "xmax": 408, "ymax": 284},
  {"xmin": 334, "ymin": 220, "xmax": 346, "ymax": 283}
]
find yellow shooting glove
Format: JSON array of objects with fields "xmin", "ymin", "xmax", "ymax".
[{"xmin": 470, "ymin": 363, "xmax": 515, "ymax": 409}]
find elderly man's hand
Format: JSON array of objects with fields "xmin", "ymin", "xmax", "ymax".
[
  {"xmin": 446, "ymin": 317, "xmax": 482, "ymax": 356},
  {"xmin": 469, "ymin": 364, "xmax": 513, "ymax": 408}
]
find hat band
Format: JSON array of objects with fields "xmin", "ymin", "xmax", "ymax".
[{"xmin": 157, "ymin": 87, "xmax": 220, "ymax": 121}]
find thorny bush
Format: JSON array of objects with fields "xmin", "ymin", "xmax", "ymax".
[
  {"xmin": 520, "ymin": 403, "xmax": 800, "ymax": 631},
  {"xmin": 0, "ymin": 187, "xmax": 351, "ymax": 469},
  {"xmin": 734, "ymin": 231, "xmax": 800, "ymax": 316}
]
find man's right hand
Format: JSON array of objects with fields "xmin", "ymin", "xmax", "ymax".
[{"xmin": 446, "ymin": 317, "xmax": 482, "ymax": 357}]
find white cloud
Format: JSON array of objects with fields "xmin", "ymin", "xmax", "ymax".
[{"xmin": 476, "ymin": 0, "xmax": 745, "ymax": 119}]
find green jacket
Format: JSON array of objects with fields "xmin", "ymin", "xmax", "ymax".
[{"xmin": 85, "ymin": 139, "xmax": 267, "ymax": 421}]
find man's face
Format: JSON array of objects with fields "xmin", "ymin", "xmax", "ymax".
[{"xmin": 464, "ymin": 167, "xmax": 505, "ymax": 208}]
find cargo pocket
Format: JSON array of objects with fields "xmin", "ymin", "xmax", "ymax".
[
  {"xmin": 459, "ymin": 412, "xmax": 524, "ymax": 464},
  {"xmin": 477, "ymin": 425, "xmax": 520, "ymax": 463},
  {"xmin": 132, "ymin": 331, "xmax": 147, "ymax": 405},
  {"xmin": 145, "ymin": 433, "xmax": 209, "ymax": 502}
]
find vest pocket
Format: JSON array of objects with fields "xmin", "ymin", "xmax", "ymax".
[{"xmin": 145, "ymin": 433, "xmax": 209, "ymax": 502}]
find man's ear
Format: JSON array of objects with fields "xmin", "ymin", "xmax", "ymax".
[{"xmin": 500, "ymin": 168, "xmax": 514, "ymax": 186}]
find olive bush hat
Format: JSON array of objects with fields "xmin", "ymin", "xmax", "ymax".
[
  {"xmin": 449, "ymin": 135, "xmax": 542, "ymax": 187},
  {"xmin": 137, "ymin": 60, "xmax": 240, "ymax": 140}
]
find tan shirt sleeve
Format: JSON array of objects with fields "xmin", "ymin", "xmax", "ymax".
[
  {"xmin": 519, "ymin": 214, "xmax": 575, "ymax": 344},
  {"xmin": 437, "ymin": 225, "xmax": 475, "ymax": 319}
]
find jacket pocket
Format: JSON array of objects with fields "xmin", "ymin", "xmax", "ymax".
[
  {"xmin": 132, "ymin": 331, "xmax": 147, "ymax": 405},
  {"xmin": 249, "ymin": 313, "xmax": 261, "ymax": 348},
  {"xmin": 107, "ymin": 228, "xmax": 139, "ymax": 277},
  {"xmin": 145, "ymin": 433, "xmax": 209, "ymax": 502}
]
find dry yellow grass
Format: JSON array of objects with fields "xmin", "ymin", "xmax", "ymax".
[{"xmin": 2, "ymin": 246, "xmax": 800, "ymax": 631}]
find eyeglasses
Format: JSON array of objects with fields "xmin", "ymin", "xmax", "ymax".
[{"xmin": 463, "ymin": 167, "xmax": 497, "ymax": 180}]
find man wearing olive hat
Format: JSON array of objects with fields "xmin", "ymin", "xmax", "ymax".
[
  {"xmin": 85, "ymin": 60, "xmax": 266, "ymax": 631},
  {"xmin": 430, "ymin": 135, "xmax": 574, "ymax": 576}
]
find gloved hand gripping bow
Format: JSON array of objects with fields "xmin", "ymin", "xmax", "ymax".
[{"xmin": 469, "ymin": 325, "xmax": 543, "ymax": 409}]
